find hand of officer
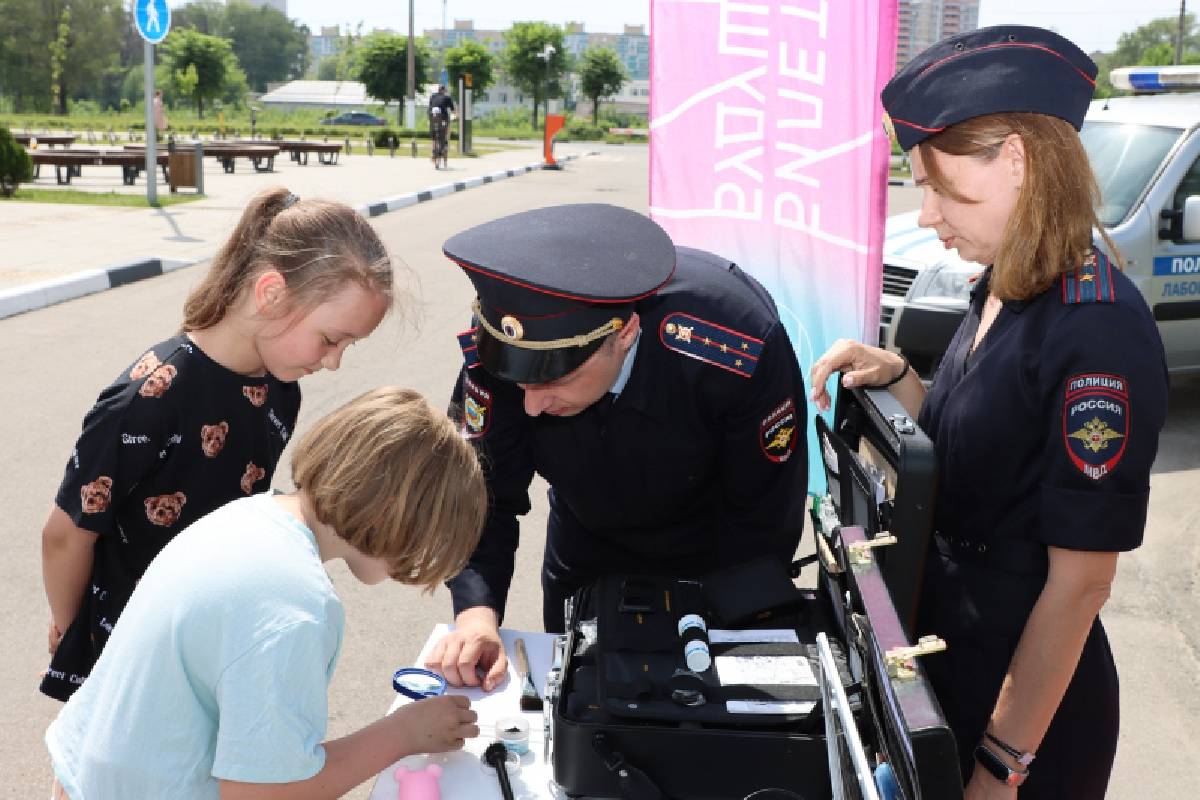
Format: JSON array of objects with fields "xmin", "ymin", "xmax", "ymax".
[
  {"xmin": 425, "ymin": 606, "xmax": 508, "ymax": 692},
  {"xmin": 809, "ymin": 339, "xmax": 906, "ymax": 413}
]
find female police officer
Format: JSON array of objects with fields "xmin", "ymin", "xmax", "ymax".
[{"xmin": 811, "ymin": 26, "xmax": 1169, "ymax": 800}]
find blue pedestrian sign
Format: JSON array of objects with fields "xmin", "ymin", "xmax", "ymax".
[{"xmin": 135, "ymin": 0, "xmax": 171, "ymax": 44}]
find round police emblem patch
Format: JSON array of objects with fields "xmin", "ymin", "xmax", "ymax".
[
  {"xmin": 1063, "ymin": 373, "xmax": 1128, "ymax": 481},
  {"xmin": 760, "ymin": 397, "xmax": 797, "ymax": 463},
  {"xmin": 461, "ymin": 373, "xmax": 492, "ymax": 439}
]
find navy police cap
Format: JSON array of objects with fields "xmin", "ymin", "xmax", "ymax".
[
  {"xmin": 445, "ymin": 204, "xmax": 676, "ymax": 384},
  {"xmin": 881, "ymin": 25, "xmax": 1097, "ymax": 152}
]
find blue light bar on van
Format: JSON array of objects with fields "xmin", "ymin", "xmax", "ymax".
[{"xmin": 1111, "ymin": 66, "xmax": 1200, "ymax": 93}]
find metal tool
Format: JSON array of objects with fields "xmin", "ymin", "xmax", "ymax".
[{"xmin": 513, "ymin": 637, "xmax": 543, "ymax": 711}]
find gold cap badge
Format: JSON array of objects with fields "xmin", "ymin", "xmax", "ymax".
[{"xmin": 500, "ymin": 316, "xmax": 524, "ymax": 341}]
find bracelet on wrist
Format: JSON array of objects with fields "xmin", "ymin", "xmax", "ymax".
[
  {"xmin": 974, "ymin": 741, "xmax": 1029, "ymax": 787},
  {"xmin": 880, "ymin": 354, "xmax": 910, "ymax": 388},
  {"xmin": 984, "ymin": 731, "xmax": 1036, "ymax": 767}
]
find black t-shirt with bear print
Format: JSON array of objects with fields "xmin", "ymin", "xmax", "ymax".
[{"xmin": 42, "ymin": 334, "xmax": 301, "ymax": 701}]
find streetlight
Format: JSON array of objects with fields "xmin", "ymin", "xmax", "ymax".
[{"xmin": 536, "ymin": 43, "xmax": 556, "ymax": 130}]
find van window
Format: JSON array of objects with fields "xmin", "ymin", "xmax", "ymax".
[
  {"xmin": 1081, "ymin": 121, "xmax": 1182, "ymax": 227},
  {"xmin": 1171, "ymin": 151, "xmax": 1200, "ymax": 212}
]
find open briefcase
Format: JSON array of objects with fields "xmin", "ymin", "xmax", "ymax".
[{"xmin": 545, "ymin": 385, "xmax": 963, "ymax": 800}]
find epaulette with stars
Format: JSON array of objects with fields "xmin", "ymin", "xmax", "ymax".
[
  {"xmin": 1062, "ymin": 248, "xmax": 1115, "ymax": 305},
  {"xmin": 457, "ymin": 327, "xmax": 481, "ymax": 368},
  {"xmin": 659, "ymin": 313, "xmax": 763, "ymax": 378}
]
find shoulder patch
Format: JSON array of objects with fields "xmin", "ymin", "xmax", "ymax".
[
  {"xmin": 760, "ymin": 398, "xmax": 798, "ymax": 462},
  {"xmin": 1063, "ymin": 373, "xmax": 1128, "ymax": 481},
  {"xmin": 460, "ymin": 372, "xmax": 491, "ymax": 439},
  {"xmin": 1062, "ymin": 249, "xmax": 1116, "ymax": 305},
  {"xmin": 457, "ymin": 327, "xmax": 481, "ymax": 369},
  {"xmin": 659, "ymin": 313, "xmax": 764, "ymax": 378}
]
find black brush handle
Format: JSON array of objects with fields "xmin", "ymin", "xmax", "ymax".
[{"xmin": 483, "ymin": 742, "xmax": 516, "ymax": 800}]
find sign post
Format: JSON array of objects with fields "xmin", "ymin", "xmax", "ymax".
[{"xmin": 135, "ymin": 0, "xmax": 170, "ymax": 205}]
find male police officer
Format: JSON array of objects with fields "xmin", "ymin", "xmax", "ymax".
[{"xmin": 427, "ymin": 204, "xmax": 808, "ymax": 690}]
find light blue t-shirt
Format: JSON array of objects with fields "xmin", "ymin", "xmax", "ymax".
[{"xmin": 47, "ymin": 492, "xmax": 345, "ymax": 799}]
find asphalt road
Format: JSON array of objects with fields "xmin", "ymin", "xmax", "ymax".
[{"xmin": 1, "ymin": 148, "xmax": 1197, "ymax": 798}]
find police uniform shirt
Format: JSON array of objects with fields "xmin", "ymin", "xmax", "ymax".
[
  {"xmin": 915, "ymin": 252, "xmax": 1169, "ymax": 792},
  {"xmin": 449, "ymin": 247, "xmax": 808, "ymax": 628}
]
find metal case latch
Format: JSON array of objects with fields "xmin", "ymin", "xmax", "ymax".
[
  {"xmin": 885, "ymin": 635, "xmax": 947, "ymax": 680},
  {"xmin": 847, "ymin": 534, "xmax": 897, "ymax": 565}
]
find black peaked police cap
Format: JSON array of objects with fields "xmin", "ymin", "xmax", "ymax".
[
  {"xmin": 881, "ymin": 25, "xmax": 1097, "ymax": 152},
  {"xmin": 445, "ymin": 204, "xmax": 677, "ymax": 384}
]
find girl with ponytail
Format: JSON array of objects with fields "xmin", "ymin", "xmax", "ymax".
[{"xmin": 40, "ymin": 186, "xmax": 396, "ymax": 703}]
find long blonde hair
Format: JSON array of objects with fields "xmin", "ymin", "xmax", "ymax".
[
  {"xmin": 180, "ymin": 186, "xmax": 394, "ymax": 331},
  {"xmin": 291, "ymin": 387, "xmax": 487, "ymax": 592},
  {"xmin": 918, "ymin": 112, "xmax": 1121, "ymax": 301}
]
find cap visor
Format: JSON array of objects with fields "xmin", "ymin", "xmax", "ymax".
[{"xmin": 477, "ymin": 328, "xmax": 606, "ymax": 384}]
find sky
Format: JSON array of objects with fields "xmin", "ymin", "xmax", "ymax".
[{"xmin": 182, "ymin": 0, "xmax": 1183, "ymax": 56}]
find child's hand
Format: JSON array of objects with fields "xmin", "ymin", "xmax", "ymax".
[{"xmin": 393, "ymin": 694, "xmax": 478, "ymax": 756}]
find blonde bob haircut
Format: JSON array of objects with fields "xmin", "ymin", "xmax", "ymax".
[
  {"xmin": 918, "ymin": 112, "xmax": 1122, "ymax": 302},
  {"xmin": 291, "ymin": 386, "xmax": 486, "ymax": 592}
]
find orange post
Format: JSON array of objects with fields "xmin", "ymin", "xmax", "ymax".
[{"xmin": 543, "ymin": 114, "xmax": 566, "ymax": 169}]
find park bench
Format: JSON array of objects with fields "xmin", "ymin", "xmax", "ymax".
[
  {"xmin": 13, "ymin": 132, "xmax": 76, "ymax": 148},
  {"xmin": 274, "ymin": 140, "xmax": 343, "ymax": 165},
  {"xmin": 29, "ymin": 149, "xmax": 169, "ymax": 186},
  {"xmin": 124, "ymin": 143, "xmax": 279, "ymax": 173}
]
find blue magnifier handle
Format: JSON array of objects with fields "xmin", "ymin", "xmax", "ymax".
[{"xmin": 393, "ymin": 667, "xmax": 448, "ymax": 701}]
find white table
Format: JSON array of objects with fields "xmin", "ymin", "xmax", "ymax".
[{"xmin": 369, "ymin": 626, "xmax": 567, "ymax": 800}]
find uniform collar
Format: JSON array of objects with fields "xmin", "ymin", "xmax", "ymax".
[
  {"xmin": 608, "ymin": 329, "xmax": 673, "ymax": 423},
  {"xmin": 973, "ymin": 267, "xmax": 1034, "ymax": 315},
  {"xmin": 608, "ymin": 330, "xmax": 641, "ymax": 396}
]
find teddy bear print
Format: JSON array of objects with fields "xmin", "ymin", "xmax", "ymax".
[
  {"xmin": 138, "ymin": 364, "xmax": 178, "ymax": 398},
  {"xmin": 129, "ymin": 352, "xmax": 161, "ymax": 381},
  {"xmin": 241, "ymin": 462, "xmax": 266, "ymax": 495},
  {"xmin": 200, "ymin": 421, "xmax": 229, "ymax": 458},
  {"xmin": 144, "ymin": 492, "xmax": 186, "ymax": 527},
  {"xmin": 80, "ymin": 477, "xmax": 113, "ymax": 514},
  {"xmin": 243, "ymin": 385, "xmax": 268, "ymax": 407}
]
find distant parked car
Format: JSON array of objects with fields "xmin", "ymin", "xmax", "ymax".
[{"xmin": 321, "ymin": 112, "xmax": 386, "ymax": 126}]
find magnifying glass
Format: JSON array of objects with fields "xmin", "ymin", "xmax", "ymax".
[{"xmin": 393, "ymin": 667, "xmax": 449, "ymax": 701}]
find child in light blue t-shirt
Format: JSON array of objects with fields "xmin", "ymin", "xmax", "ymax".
[{"xmin": 46, "ymin": 387, "xmax": 488, "ymax": 800}]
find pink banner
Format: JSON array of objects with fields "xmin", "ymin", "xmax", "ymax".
[{"xmin": 650, "ymin": 0, "xmax": 897, "ymax": 493}]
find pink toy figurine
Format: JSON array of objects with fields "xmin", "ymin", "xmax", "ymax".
[{"xmin": 394, "ymin": 763, "xmax": 443, "ymax": 800}]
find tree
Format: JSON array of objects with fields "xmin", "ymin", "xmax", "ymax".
[
  {"xmin": 1109, "ymin": 15, "xmax": 1198, "ymax": 69},
  {"xmin": 445, "ymin": 39, "xmax": 495, "ymax": 99},
  {"xmin": 501, "ymin": 22, "xmax": 567, "ymax": 130},
  {"xmin": 0, "ymin": 126, "xmax": 33, "ymax": 197},
  {"xmin": 162, "ymin": 29, "xmax": 235, "ymax": 118},
  {"xmin": 316, "ymin": 58, "xmax": 339, "ymax": 81},
  {"xmin": 171, "ymin": 0, "xmax": 227, "ymax": 37},
  {"xmin": 579, "ymin": 47, "xmax": 626, "ymax": 126},
  {"xmin": 358, "ymin": 33, "xmax": 431, "ymax": 115},
  {"xmin": 224, "ymin": 2, "xmax": 310, "ymax": 92}
]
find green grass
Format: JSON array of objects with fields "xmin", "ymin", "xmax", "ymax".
[{"xmin": 0, "ymin": 187, "xmax": 202, "ymax": 207}]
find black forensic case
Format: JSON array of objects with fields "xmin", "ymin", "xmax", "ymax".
[
  {"xmin": 550, "ymin": 573, "xmax": 857, "ymax": 800},
  {"xmin": 821, "ymin": 384, "xmax": 938, "ymax": 631},
  {"xmin": 816, "ymin": 385, "xmax": 963, "ymax": 800},
  {"xmin": 548, "ymin": 384, "xmax": 959, "ymax": 799}
]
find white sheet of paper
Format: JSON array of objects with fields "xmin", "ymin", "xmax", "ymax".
[
  {"xmin": 715, "ymin": 655, "xmax": 817, "ymax": 686},
  {"xmin": 708, "ymin": 628, "xmax": 800, "ymax": 644},
  {"xmin": 368, "ymin": 625, "xmax": 564, "ymax": 800}
]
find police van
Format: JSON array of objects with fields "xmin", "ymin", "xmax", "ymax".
[{"xmin": 879, "ymin": 65, "xmax": 1200, "ymax": 378}]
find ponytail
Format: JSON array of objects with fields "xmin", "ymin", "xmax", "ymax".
[{"xmin": 180, "ymin": 186, "xmax": 397, "ymax": 332}]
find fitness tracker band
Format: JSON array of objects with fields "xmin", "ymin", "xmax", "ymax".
[{"xmin": 974, "ymin": 741, "xmax": 1028, "ymax": 787}]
